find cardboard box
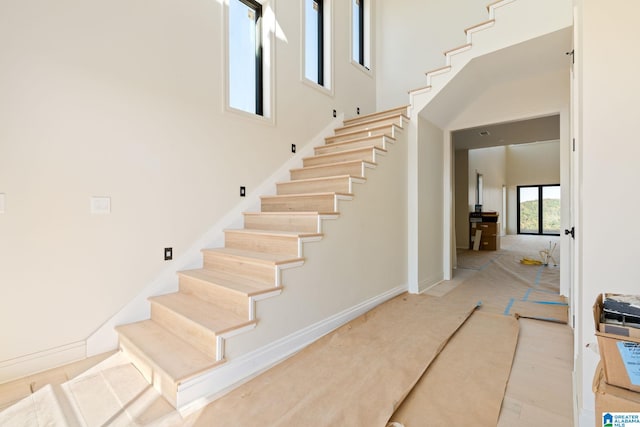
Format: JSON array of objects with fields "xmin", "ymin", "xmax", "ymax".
[
  {"xmin": 595, "ymin": 295, "xmax": 640, "ymax": 392},
  {"xmin": 593, "ymin": 363, "xmax": 640, "ymax": 427}
]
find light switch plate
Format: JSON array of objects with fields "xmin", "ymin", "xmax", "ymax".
[
  {"xmin": 91, "ymin": 196, "xmax": 111, "ymax": 214},
  {"xmin": 0, "ymin": 193, "xmax": 5, "ymax": 214}
]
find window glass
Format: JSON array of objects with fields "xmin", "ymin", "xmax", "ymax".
[{"xmin": 229, "ymin": 0, "xmax": 263, "ymax": 115}]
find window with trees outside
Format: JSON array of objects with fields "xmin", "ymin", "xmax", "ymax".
[{"xmin": 517, "ymin": 184, "xmax": 561, "ymax": 235}]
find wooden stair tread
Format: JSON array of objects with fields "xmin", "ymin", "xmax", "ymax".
[
  {"xmin": 334, "ymin": 115, "xmax": 408, "ymax": 134},
  {"xmin": 243, "ymin": 211, "xmax": 340, "ymax": 219},
  {"xmin": 408, "ymin": 85, "xmax": 432, "ymax": 94},
  {"xmin": 202, "ymin": 247, "xmax": 305, "ymax": 266},
  {"xmin": 342, "ymin": 105, "xmax": 409, "ymax": 126},
  {"xmin": 444, "ymin": 43, "xmax": 472, "ymax": 55},
  {"xmin": 278, "ymin": 175, "xmax": 366, "ymax": 185},
  {"xmin": 150, "ymin": 292, "xmax": 254, "ymax": 334},
  {"xmin": 465, "ymin": 19, "xmax": 495, "ymax": 34},
  {"xmin": 179, "ymin": 268, "xmax": 277, "ymax": 296},
  {"xmin": 324, "ymin": 124, "xmax": 398, "ymax": 143},
  {"xmin": 261, "ymin": 192, "xmax": 353, "ymax": 199},
  {"xmin": 304, "ymin": 145, "xmax": 386, "ymax": 161},
  {"xmin": 225, "ymin": 228, "xmax": 323, "ymax": 239},
  {"xmin": 425, "ymin": 65, "xmax": 452, "ymax": 76},
  {"xmin": 321, "ymin": 134, "xmax": 395, "ymax": 149},
  {"xmin": 116, "ymin": 320, "xmax": 219, "ymax": 383},
  {"xmin": 290, "ymin": 160, "xmax": 377, "ymax": 173}
]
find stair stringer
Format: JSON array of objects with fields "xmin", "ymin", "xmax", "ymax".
[
  {"xmin": 85, "ymin": 115, "xmax": 345, "ymax": 358},
  {"xmin": 409, "ymin": 0, "xmax": 573, "ymax": 117},
  {"xmin": 175, "ymin": 115, "xmax": 410, "ymax": 410}
]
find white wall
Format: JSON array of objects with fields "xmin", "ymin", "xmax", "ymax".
[
  {"xmin": 0, "ymin": 0, "xmax": 377, "ymax": 378},
  {"xmin": 576, "ymin": 0, "xmax": 640, "ymax": 420},
  {"xmin": 418, "ymin": 118, "xmax": 444, "ymax": 291},
  {"xmin": 376, "ymin": 0, "xmax": 488, "ymax": 109}
]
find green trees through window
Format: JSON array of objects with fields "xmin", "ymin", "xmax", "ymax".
[{"xmin": 517, "ymin": 185, "xmax": 560, "ymax": 235}]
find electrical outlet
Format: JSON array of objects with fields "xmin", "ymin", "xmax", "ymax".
[
  {"xmin": 357, "ymin": 107, "xmax": 360, "ymax": 115},
  {"xmin": 164, "ymin": 247, "xmax": 172, "ymax": 261},
  {"xmin": 291, "ymin": 144, "xmax": 296, "ymax": 153},
  {"xmin": 90, "ymin": 196, "xmax": 111, "ymax": 214},
  {"xmin": 333, "ymin": 109, "xmax": 336, "ymax": 118},
  {"xmin": 0, "ymin": 193, "xmax": 5, "ymax": 214},
  {"xmin": 240, "ymin": 186, "xmax": 246, "ymax": 197}
]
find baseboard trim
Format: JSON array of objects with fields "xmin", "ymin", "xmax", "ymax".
[
  {"xmin": 176, "ymin": 284, "xmax": 408, "ymax": 411},
  {"xmin": 0, "ymin": 341, "xmax": 85, "ymax": 384},
  {"xmin": 417, "ymin": 273, "xmax": 444, "ymax": 293},
  {"xmin": 86, "ymin": 115, "xmax": 345, "ymax": 357}
]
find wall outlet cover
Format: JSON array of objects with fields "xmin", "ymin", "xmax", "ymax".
[
  {"xmin": 0, "ymin": 193, "xmax": 5, "ymax": 214},
  {"xmin": 90, "ymin": 196, "xmax": 111, "ymax": 214}
]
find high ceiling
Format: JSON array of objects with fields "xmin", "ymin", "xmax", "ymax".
[{"xmin": 419, "ymin": 27, "xmax": 572, "ymax": 150}]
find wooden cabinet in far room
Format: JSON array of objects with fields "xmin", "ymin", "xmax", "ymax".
[{"xmin": 469, "ymin": 213, "xmax": 500, "ymax": 251}]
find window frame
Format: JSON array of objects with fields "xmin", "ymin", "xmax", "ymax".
[
  {"xmin": 303, "ymin": 0, "xmax": 333, "ymax": 93},
  {"xmin": 350, "ymin": 0, "xmax": 371, "ymax": 73},
  {"xmin": 226, "ymin": 0, "xmax": 275, "ymax": 120},
  {"xmin": 516, "ymin": 184, "xmax": 561, "ymax": 236}
]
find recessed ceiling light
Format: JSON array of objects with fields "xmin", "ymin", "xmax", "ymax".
[{"xmin": 479, "ymin": 131, "xmax": 490, "ymax": 136}]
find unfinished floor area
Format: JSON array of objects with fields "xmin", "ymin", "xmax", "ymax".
[{"xmin": 0, "ymin": 235, "xmax": 573, "ymax": 426}]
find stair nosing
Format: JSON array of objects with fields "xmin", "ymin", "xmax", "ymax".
[
  {"xmin": 277, "ymin": 175, "xmax": 366, "ymax": 185},
  {"xmin": 149, "ymin": 292, "xmax": 256, "ymax": 335},
  {"xmin": 303, "ymin": 146, "xmax": 386, "ymax": 162},
  {"xmin": 335, "ymin": 115, "xmax": 409, "ymax": 133},
  {"xmin": 178, "ymin": 268, "xmax": 278, "ymax": 296},
  {"xmin": 290, "ymin": 159, "xmax": 377, "ymax": 172},
  {"xmin": 224, "ymin": 228, "xmax": 323, "ymax": 239},
  {"xmin": 342, "ymin": 105, "xmax": 410, "ymax": 125},
  {"xmin": 325, "ymin": 124, "xmax": 400, "ymax": 142},
  {"xmin": 201, "ymin": 247, "xmax": 305, "ymax": 266},
  {"xmin": 322, "ymin": 134, "xmax": 396, "ymax": 148}
]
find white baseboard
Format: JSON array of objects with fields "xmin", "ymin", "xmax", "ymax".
[
  {"xmin": 176, "ymin": 284, "xmax": 408, "ymax": 411},
  {"xmin": 417, "ymin": 272, "xmax": 444, "ymax": 294},
  {"xmin": 0, "ymin": 341, "xmax": 85, "ymax": 384},
  {"xmin": 85, "ymin": 116, "xmax": 345, "ymax": 357}
]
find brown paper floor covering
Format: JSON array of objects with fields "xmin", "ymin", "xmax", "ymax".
[
  {"xmin": 188, "ymin": 295, "xmax": 479, "ymax": 427},
  {"xmin": 388, "ymin": 312, "xmax": 519, "ymax": 426}
]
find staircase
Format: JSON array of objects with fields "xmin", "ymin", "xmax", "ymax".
[{"xmin": 115, "ymin": 105, "xmax": 410, "ymax": 408}]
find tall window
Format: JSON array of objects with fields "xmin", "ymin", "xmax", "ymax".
[
  {"xmin": 229, "ymin": 0, "xmax": 263, "ymax": 116},
  {"xmin": 352, "ymin": 0, "xmax": 364, "ymax": 67},
  {"xmin": 305, "ymin": 0, "xmax": 325, "ymax": 86},
  {"xmin": 517, "ymin": 185, "xmax": 561, "ymax": 235}
]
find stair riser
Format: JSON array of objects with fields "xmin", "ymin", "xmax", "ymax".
[
  {"xmin": 203, "ymin": 253, "xmax": 277, "ymax": 285},
  {"xmin": 334, "ymin": 116, "xmax": 405, "ymax": 136},
  {"xmin": 303, "ymin": 148, "xmax": 378, "ymax": 168},
  {"xmin": 325, "ymin": 126, "xmax": 395, "ymax": 145},
  {"xmin": 261, "ymin": 195, "xmax": 336, "ymax": 213},
  {"xmin": 225, "ymin": 231, "xmax": 300, "ymax": 257},
  {"xmin": 179, "ymin": 274, "xmax": 250, "ymax": 318},
  {"xmin": 151, "ymin": 302, "xmax": 218, "ymax": 359},
  {"xmin": 315, "ymin": 136, "xmax": 389, "ymax": 155},
  {"xmin": 290, "ymin": 162, "xmax": 366, "ymax": 181},
  {"xmin": 277, "ymin": 177, "xmax": 351, "ymax": 195},
  {"xmin": 243, "ymin": 214, "xmax": 320, "ymax": 233},
  {"xmin": 118, "ymin": 335, "xmax": 178, "ymax": 407}
]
